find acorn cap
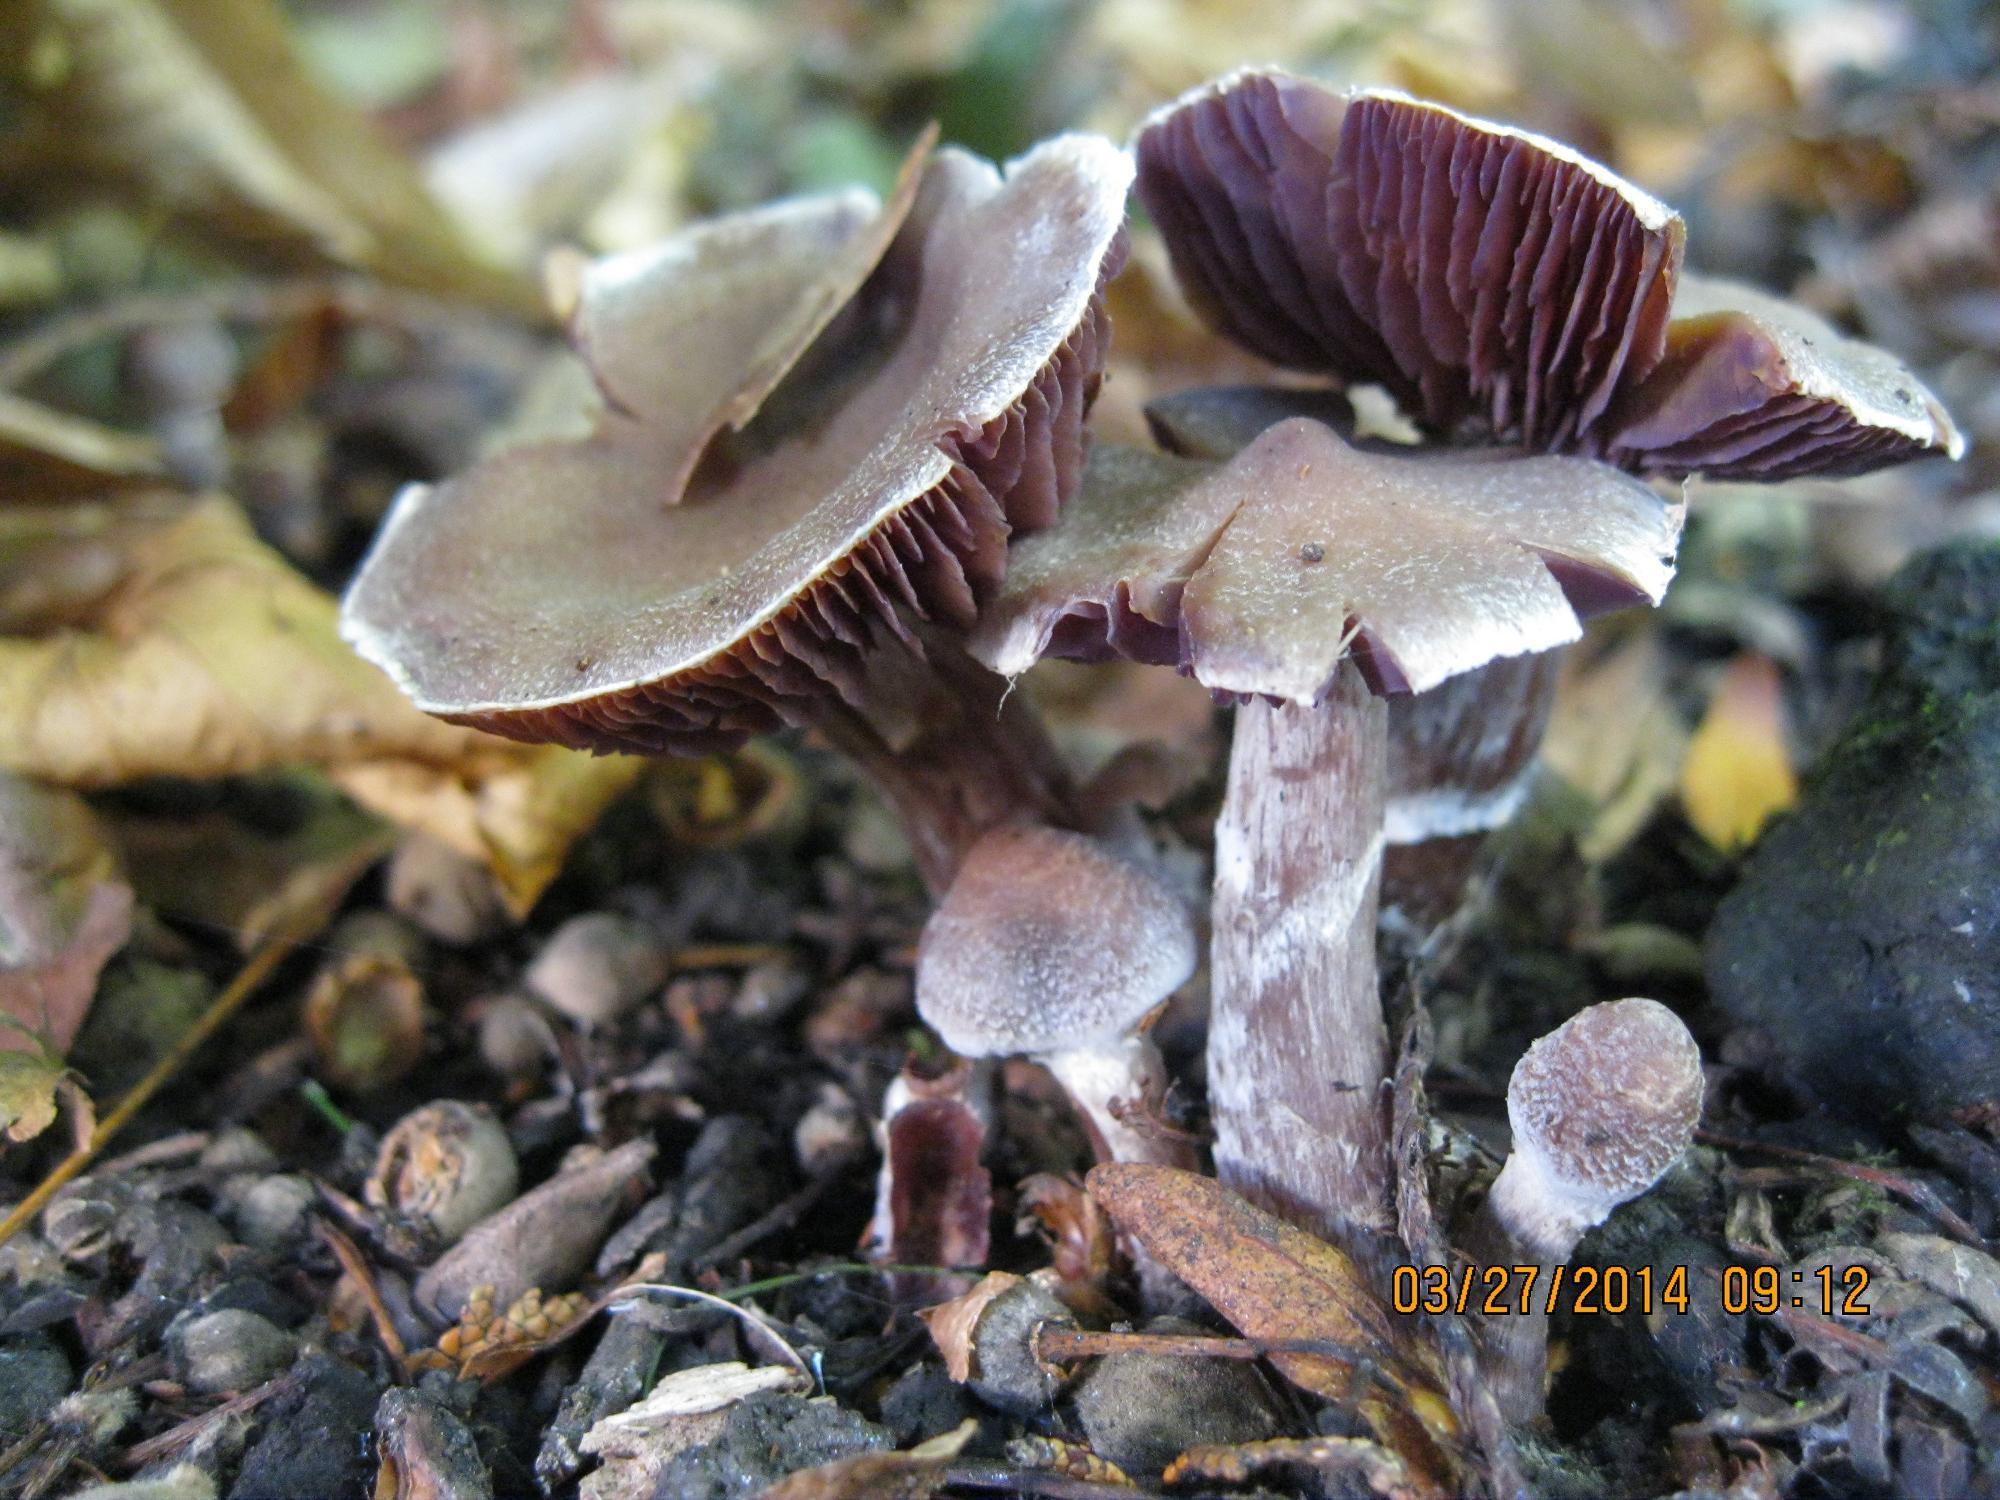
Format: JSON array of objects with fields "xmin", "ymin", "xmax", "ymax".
[
  {"xmin": 1134, "ymin": 70, "xmax": 1957, "ymax": 476},
  {"xmin": 973, "ymin": 416, "xmax": 1681, "ymax": 702},
  {"xmin": 915, "ymin": 825, "xmax": 1196, "ymax": 1059},
  {"xmin": 341, "ymin": 135, "xmax": 1131, "ymax": 755},
  {"xmin": 1506, "ymin": 997, "xmax": 1703, "ymax": 1221}
]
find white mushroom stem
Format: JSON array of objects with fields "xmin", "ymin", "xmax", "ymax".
[
  {"xmin": 1459, "ymin": 1154, "xmax": 1599, "ymax": 1427},
  {"xmin": 1038, "ymin": 1037, "xmax": 1195, "ymax": 1170},
  {"xmin": 1209, "ymin": 663, "xmax": 1395, "ymax": 1239}
]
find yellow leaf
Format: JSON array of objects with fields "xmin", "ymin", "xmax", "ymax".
[
  {"xmin": 1681, "ymin": 653, "xmax": 1798, "ymax": 852},
  {"xmin": 0, "ymin": 1044, "xmax": 66, "ymax": 1142},
  {"xmin": 0, "ymin": 498, "xmax": 631, "ymax": 914}
]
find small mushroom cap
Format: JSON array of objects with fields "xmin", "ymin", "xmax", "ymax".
[
  {"xmin": 341, "ymin": 135, "xmax": 1130, "ymax": 755},
  {"xmin": 973, "ymin": 417, "xmax": 1681, "ymax": 701},
  {"xmin": 916, "ymin": 825, "xmax": 1196, "ymax": 1058},
  {"xmin": 1135, "ymin": 70, "xmax": 1958, "ymax": 477},
  {"xmin": 1507, "ymin": 997, "xmax": 1703, "ymax": 1216}
]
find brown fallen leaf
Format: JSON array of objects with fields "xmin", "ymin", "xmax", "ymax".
[
  {"xmin": 1086, "ymin": 1163, "xmax": 1459, "ymax": 1491},
  {"xmin": 1, "ymin": 0, "xmax": 539, "ymax": 316},
  {"xmin": 758, "ymin": 1418, "xmax": 977, "ymax": 1500},
  {"xmin": 0, "ymin": 1037, "xmax": 76, "ymax": 1143},
  {"xmin": 0, "ymin": 775, "xmax": 133, "ymax": 1064},
  {"xmin": 1680, "ymin": 653, "xmax": 1798, "ymax": 852},
  {"xmin": 1542, "ymin": 626, "xmax": 1689, "ymax": 861},
  {"xmin": 0, "ymin": 499, "xmax": 634, "ymax": 913}
]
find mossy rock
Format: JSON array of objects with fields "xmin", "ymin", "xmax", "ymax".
[{"xmin": 1705, "ymin": 540, "xmax": 2000, "ymax": 1125}]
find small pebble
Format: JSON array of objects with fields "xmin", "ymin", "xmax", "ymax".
[
  {"xmin": 475, "ymin": 993, "xmax": 556, "ymax": 1078},
  {"xmin": 387, "ymin": 833, "xmax": 508, "ymax": 945},
  {"xmin": 199, "ymin": 1127, "xmax": 278, "ymax": 1175},
  {"xmin": 524, "ymin": 913, "xmax": 672, "ymax": 1027},
  {"xmin": 226, "ymin": 1174, "xmax": 317, "ymax": 1251},
  {"xmin": 170, "ymin": 1309, "xmax": 298, "ymax": 1395}
]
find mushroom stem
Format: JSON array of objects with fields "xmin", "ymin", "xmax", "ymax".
[
  {"xmin": 1456, "ymin": 1154, "xmax": 1575, "ymax": 1425},
  {"xmin": 814, "ymin": 635, "xmax": 1078, "ymax": 896},
  {"xmin": 1038, "ymin": 1038, "xmax": 1196, "ymax": 1171},
  {"xmin": 1382, "ymin": 649, "xmax": 1563, "ymax": 929},
  {"xmin": 1209, "ymin": 663, "xmax": 1395, "ymax": 1239}
]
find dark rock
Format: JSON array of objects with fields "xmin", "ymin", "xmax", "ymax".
[
  {"xmin": 228, "ymin": 1353, "xmax": 383, "ymax": 1500},
  {"xmin": 1707, "ymin": 541, "xmax": 2000, "ymax": 1125},
  {"xmin": 0, "ymin": 1336, "xmax": 71, "ymax": 1444},
  {"xmin": 646, "ymin": 1391, "xmax": 889, "ymax": 1499},
  {"xmin": 1068, "ymin": 1317, "xmax": 1284, "ymax": 1475},
  {"xmin": 879, "ymin": 1361, "xmax": 981, "ymax": 1448}
]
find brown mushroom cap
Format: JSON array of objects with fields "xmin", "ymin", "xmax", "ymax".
[
  {"xmin": 1134, "ymin": 70, "xmax": 1958, "ymax": 476},
  {"xmin": 915, "ymin": 825, "xmax": 1196, "ymax": 1059},
  {"xmin": 341, "ymin": 136, "xmax": 1131, "ymax": 755},
  {"xmin": 1506, "ymin": 997, "xmax": 1703, "ymax": 1218},
  {"xmin": 973, "ymin": 416, "xmax": 1681, "ymax": 702}
]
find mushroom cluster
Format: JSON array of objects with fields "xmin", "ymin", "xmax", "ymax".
[
  {"xmin": 341, "ymin": 74, "xmax": 1959, "ymax": 1380},
  {"xmin": 970, "ymin": 70, "xmax": 1959, "ymax": 1241}
]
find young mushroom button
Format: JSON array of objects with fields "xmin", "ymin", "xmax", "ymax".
[
  {"xmin": 916, "ymin": 826, "xmax": 1197, "ymax": 1169},
  {"xmin": 1464, "ymin": 997, "xmax": 1705, "ymax": 1423}
]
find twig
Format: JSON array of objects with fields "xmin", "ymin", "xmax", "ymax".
[
  {"xmin": 116, "ymin": 1373, "xmax": 295, "ymax": 1469},
  {"xmin": 1033, "ymin": 1323, "xmax": 1378, "ymax": 1369},
  {"xmin": 689, "ymin": 1171, "xmax": 839, "ymax": 1272},
  {"xmin": 1697, "ymin": 1128, "xmax": 1987, "ymax": 1247},
  {"xmin": 315, "ymin": 1219, "xmax": 408, "ymax": 1367},
  {"xmin": 0, "ymin": 278, "xmax": 523, "ymax": 391},
  {"xmin": 612, "ymin": 1281, "xmax": 813, "ymax": 1380},
  {"xmin": 0, "ymin": 832, "xmax": 390, "ymax": 1252}
]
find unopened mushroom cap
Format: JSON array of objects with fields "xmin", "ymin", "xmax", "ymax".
[
  {"xmin": 341, "ymin": 135, "xmax": 1131, "ymax": 755},
  {"xmin": 1506, "ymin": 997, "xmax": 1703, "ymax": 1214},
  {"xmin": 1135, "ymin": 70, "xmax": 1958, "ymax": 476},
  {"xmin": 916, "ymin": 826, "xmax": 1196, "ymax": 1058}
]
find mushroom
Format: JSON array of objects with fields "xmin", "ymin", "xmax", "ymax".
[
  {"xmin": 1461, "ymin": 998, "xmax": 1704, "ymax": 1422},
  {"xmin": 915, "ymin": 824, "xmax": 1198, "ymax": 1170},
  {"xmin": 341, "ymin": 132, "xmax": 1132, "ymax": 895},
  {"xmin": 969, "ymin": 72, "xmax": 1956, "ymax": 1241}
]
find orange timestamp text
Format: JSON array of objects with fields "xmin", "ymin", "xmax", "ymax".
[{"xmin": 1393, "ymin": 1262, "xmax": 1872, "ymax": 1317}]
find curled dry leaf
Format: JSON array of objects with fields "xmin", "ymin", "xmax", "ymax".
[
  {"xmin": 1133, "ymin": 71, "xmax": 1959, "ymax": 476},
  {"xmin": 1085, "ymin": 1163, "xmax": 1457, "ymax": 1489},
  {"xmin": 1, "ymin": 0, "xmax": 538, "ymax": 315},
  {"xmin": 976, "ymin": 420, "xmax": 1682, "ymax": 702},
  {"xmin": 1679, "ymin": 653, "xmax": 1798, "ymax": 852},
  {"xmin": 757, "ymin": 1417, "xmax": 977, "ymax": 1500},
  {"xmin": 0, "ymin": 499, "xmax": 634, "ymax": 913}
]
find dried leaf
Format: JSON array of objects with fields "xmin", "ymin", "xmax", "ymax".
[
  {"xmin": 1877, "ymin": 1233, "xmax": 2000, "ymax": 1339},
  {"xmin": 757, "ymin": 1418, "xmax": 976, "ymax": 1500},
  {"xmin": 1680, "ymin": 654, "xmax": 1797, "ymax": 852},
  {"xmin": 0, "ymin": 499, "xmax": 626, "ymax": 911},
  {"xmin": 977, "ymin": 420, "xmax": 1681, "ymax": 701},
  {"xmin": 2, "ymin": 0, "xmax": 539, "ymax": 314},
  {"xmin": 0, "ymin": 775, "xmax": 132, "ymax": 1057},
  {"xmin": 0, "ymin": 1033, "xmax": 69, "ymax": 1142},
  {"xmin": 1085, "ymin": 1163, "xmax": 1457, "ymax": 1483},
  {"xmin": 919, "ymin": 1271, "xmax": 1021, "ymax": 1384}
]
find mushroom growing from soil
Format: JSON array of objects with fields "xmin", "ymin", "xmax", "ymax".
[
  {"xmin": 915, "ymin": 824, "xmax": 1198, "ymax": 1169},
  {"xmin": 1461, "ymin": 998, "xmax": 1704, "ymax": 1422},
  {"xmin": 340, "ymin": 132, "xmax": 1131, "ymax": 896},
  {"xmin": 974, "ymin": 71, "xmax": 1956, "ymax": 1242}
]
